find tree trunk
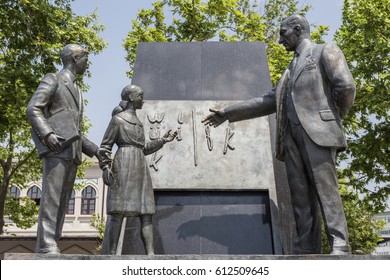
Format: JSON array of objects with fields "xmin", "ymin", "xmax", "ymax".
[
  {"xmin": 0, "ymin": 177, "xmax": 10, "ymax": 235},
  {"xmin": 0, "ymin": 153, "xmax": 12, "ymax": 235}
]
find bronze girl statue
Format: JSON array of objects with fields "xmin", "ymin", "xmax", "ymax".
[{"xmin": 99, "ymin": 84, "xmax": 176, "ymax": 255}]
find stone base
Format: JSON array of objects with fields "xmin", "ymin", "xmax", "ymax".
[{"xmin": 4, "ymin": 253, "xmax": 389, "ymax": 260}]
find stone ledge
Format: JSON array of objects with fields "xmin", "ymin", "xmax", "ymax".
[{"xmin": 4, "ymin": 253, "xmax": 390, "ymax": 260}]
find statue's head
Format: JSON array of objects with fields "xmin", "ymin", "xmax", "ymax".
[
  {"xmin": 121, "ymin": 84, "xmax": 144, "ymax": 110},
  {"xmin": 60, "ymin": 44, "xmax": 89, "ymax": 75},
  {"xmin": 278, "ymin": 14, "xmax": 310, "ymax": 52}
]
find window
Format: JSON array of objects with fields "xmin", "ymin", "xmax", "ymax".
[
  {"xmin": 65, "ymin": 190, "xmax": 75, "ymax": 215},
  {"xmin": 81, "ymin": 186, "xmax": 96, "ymax": 215},
  {"xmin": 27, "ymin": 185, "xmax": 42, "ymax": 205},
  {"xmin": 9, "ymin": 186, "xmax": 21, "ymax": 198}
]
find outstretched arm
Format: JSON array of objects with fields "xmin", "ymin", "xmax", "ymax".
[
  {"xmin": 202, "ymin": 90, "xmax": 277, "ymax": 127},
  {"xmin": 143, "ymin": 129, "xmax": 178, "ymax": 155}
]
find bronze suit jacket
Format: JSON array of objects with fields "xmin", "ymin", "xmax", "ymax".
[
  {"xmin": 27, "ymin": 69, "xmax": 97, "ymax": 164},
  {"xmin": 225, "ymin": 39, "xmax": 356, "ymax": 161}
]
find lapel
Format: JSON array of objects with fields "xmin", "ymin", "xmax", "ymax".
[
  {"xmin": 291, "ymin": 40, "xmax": 315, "ymax": 85},
  {"xmin": 275, "ymin": 68, "xmax": 290, "ymax": 106},
  {"xmin": 62, "ymin": 70, "xmax": 80, "ymax": 109},
  {"xmin": 274, "ymin": 68, "xmax": 290, "ymax": 161}
]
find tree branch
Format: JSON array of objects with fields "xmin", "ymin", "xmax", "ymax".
[{"xmin": 10, "ymin": 149, "xmax": 36, "ymax": 178}]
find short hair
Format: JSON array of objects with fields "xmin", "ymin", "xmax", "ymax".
[
  {"xmin": 60, "ymin": 44, "xmax": 88, "ymax": 65},
  {"xmin": 284, "ymin": 14, "xmax": 310, "ymax": 36}
]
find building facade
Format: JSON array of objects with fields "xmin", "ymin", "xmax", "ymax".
[
  {"xmin": 0, "ymin": 159, "xmax": 107, "ymax": 258},
  {"xmin": 373, "ymin": 211, "xmax": 390, "ymax": 256}
]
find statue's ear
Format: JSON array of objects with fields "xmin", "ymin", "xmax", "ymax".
[
  {"xmin": 128, "ymin": 92, "xmax": 135, "ymax": 102},
  {"xmin": 294, "ymin": 25, "xmax": 302, "ymax": 37}
]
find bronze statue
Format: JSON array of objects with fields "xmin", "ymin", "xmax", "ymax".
[
  {"xmin": 99, "ymin": 85, "xmax": 177, "ymax": 255},
  {"xmin": 26, "ymin": 44, "xmax": 103, "ymax": 254},
  {"xmin": 202, "ymin": 14, "xmax": 356, "ymax": 255}
]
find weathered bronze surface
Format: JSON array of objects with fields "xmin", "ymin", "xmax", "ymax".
[
  {"xmin": 26, "ymin": 44, "xmax": 101, "ymax": 254},
  {"xmin": 203, "ymin": 14, "xmax": 355, "ymax": 255}
]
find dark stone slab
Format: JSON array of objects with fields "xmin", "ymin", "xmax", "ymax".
[
  {"xmin": 132, "ymin": 43, "xmax": 202, "ymax": 100},
  {"xmin": 121, "ymin": 191, "xmax": 273, "ymax": 255},
  {"xmin": 132, "ymin": 42, "xmax": 272, "ymax": 100}
]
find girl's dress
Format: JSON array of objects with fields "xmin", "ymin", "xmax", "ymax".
[{"xmin": 101, "ymin": 109, "xmax": 164, "ymax": 216}]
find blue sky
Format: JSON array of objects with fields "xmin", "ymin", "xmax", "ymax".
[{"xmin": 71, "ymin": 0, "xmax": 344, "ymax": 144}]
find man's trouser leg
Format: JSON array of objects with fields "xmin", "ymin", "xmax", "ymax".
[
  {"xmin": 35, "ymin": 157, "xmax": 77, "ymax": 253},
  {"xmin": 284, "ymin": 122, "xmax": 322, "ymax": 254},
  {"xmin": 284, "ymin": 122, "xmax": 350, "ymax": 254}
]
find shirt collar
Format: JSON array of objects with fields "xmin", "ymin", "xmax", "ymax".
[
  {"xmin": 295, "ymin": 38, "xmax": 311, "ymax": 57},
  {"xmin": 63, "ymin": 68, "xmax": 77, "ymax": 82}
]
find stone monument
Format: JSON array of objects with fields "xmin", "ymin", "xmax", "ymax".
[{"xmin": 116, "ymin": 41, "xmax": 289, "ymax": 255}]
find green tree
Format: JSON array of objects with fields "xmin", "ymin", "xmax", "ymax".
[
  {"xmin": 333, "ymin": 0, "xmax": 390, "ymax": 254},
  {"xmin": 4, "ymin": 196, "xmax": 39, "ymax": 233},
  {"xmin": 90, "ymin": 212, "xmax": 106, "ymax": 253},
  {"xmin": 340, "ymin": 185, "xmax": 385, "ymax": 254},
  {"xmin": 322, "ymin": 183, "xmax": 385, "ymax": 254},
  {"xmin": 335, "ymin": 0, "xmax": 389, "ymax": 216},
  {"xmin": 0, "ymin": 0, "xmax": 106, "ymax": 234}
]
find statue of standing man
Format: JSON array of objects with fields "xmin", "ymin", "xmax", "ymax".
[
  {"xmin": 203, "ymin": 14, "xmax": 355, "ymax": 255},
  {"xmin": 26, "ymin": 44, "xmax": 103, "ymax": 254}
]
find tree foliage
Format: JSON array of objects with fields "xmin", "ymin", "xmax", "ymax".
[
  {"xmin": 123, "ymin": 0, "xmax": 315, "ymax": 81},
  {"xmin": 340, "ymin": 185, "xmax": 385, "ymax": 254},
  {"xmin": 90, "ymin": 212, "xmax": 106, "ymax": 253},
  {"xmin": 322, "ymin": 183, "xmax": 385, "ymax": 254},
  {"xmin": 335, "ymin": 0, "xmax": 389, "ymax": 214},
  {"xmin": 0, "ymin": 0, "xmax": 106, "ymax": 234},
  {"xmin": 3, "ymin": 197, "xmax": 39, "ymax": 232},
  {"xmin": 333, "ymin": 0, "xmax": 390, "ymax": 254}
]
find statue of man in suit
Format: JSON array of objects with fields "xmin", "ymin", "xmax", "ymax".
[
  {"xmin": 26, "ymin": 44, "xmax": 103, "ymax": 254},
  {"xmin": 202, "ymin": 14, "xmax": 356, "ymax": 255}
]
